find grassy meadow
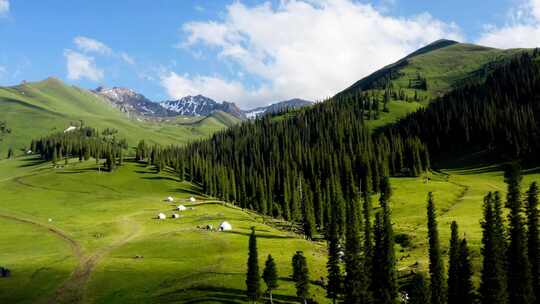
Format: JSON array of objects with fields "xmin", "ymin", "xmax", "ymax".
[
  {"xmin": 0, "ymin": 157, "xmax": 327, "ymax": 304},
  {"xmin": 1, "ymin": 154, "xmax": 539, "ymax": 303}
]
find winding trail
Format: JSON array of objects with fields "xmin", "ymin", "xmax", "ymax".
[
  {"xmin": 0, "ymin": 213, "xmax": 81, "ymax": 259},
  {"xmin": 52, "ymin": 214, "xmax": 142, "ymax": 304},
  {"xmin": 432, "ymin": 170, "xmax": 471, "ymax": 217}
]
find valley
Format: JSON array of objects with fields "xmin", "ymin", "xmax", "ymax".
[{"xmin": 1, "ymin": 33, "xmax": 540, "ymax": 304}]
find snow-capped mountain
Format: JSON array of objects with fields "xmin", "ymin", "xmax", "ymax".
[
  {"xmin": 244, "ymin": 99, "xmax": 313, "ymax": 119},
  {"xmin": 94, "ymin": 85, "xmax": 309, "ymax": 120},
  {"xmin": 94, "ymin": 87, "xmax": 174, "ymax": 117},
  {"xmin": 161, "ymin": 95, "xmax": 244, "ymax": 118}
]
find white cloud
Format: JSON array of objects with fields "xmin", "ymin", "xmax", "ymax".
[
  {"xmin": 120, "ymin": 52, "xmax": 135, "ymax": 65},
  {"xmin": 477, "ymin": 0, "xmax": 540, "ymax": 48},
  {"xmin": 74, "ymin": 36, "xmax": 112, "ymax": 55},
  {"xmin": 176, "ymin": 0, "xmax": 462, "ymax": 107},
  {"xmin": 160, "ymin": 72, "xmax": 274, "ymax": 108},
  {"xmin": 64, "ymin": 50, "xmax": 104, "ymax": 82},
  {"xmin": 0, "ymin": 0, "xmax": 9, "ymax": 16},
  {"xmin": 533, "ymin": 0, "xmax": 540, "ymax": 20}
]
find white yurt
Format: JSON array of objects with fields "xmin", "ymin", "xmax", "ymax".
[
  {"xmin": 157, "ymin": 213, "xmax": 166, "ymax": 220},
  {"xmin": 166, "ymin": 196, "xmax": 174, "ymax": 202},
  {"xmin": 177, "ymin": 205, "xmax": 187, "ymax": 211},
  {"xmin": 189, "ymin": 197, "xmax": 196, "ymax": 203},
  {"xmin": 172, "ymin": 213, "xmax": 180, "ymax": 219},
  {"xmin": 219, "ymin": 221, "xmax": 232, "ymax": 231}
]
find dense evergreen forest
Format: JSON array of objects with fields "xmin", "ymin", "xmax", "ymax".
[
  {"xmin": 379, "ymin": 51, "xmax": 540, "ymax": 163},
  {"xmin": 32, "ymin": 126, "xmax": 127, "ymax": 171},
  {"xmin": 138, "ymin": 96, "xmax": 430, "ymax": 237}
]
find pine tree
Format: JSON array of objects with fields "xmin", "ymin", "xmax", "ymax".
[
  {"xmin": 345, "ymin": 198, "xmax": 371, "ymax": 304},
  {"xmin": 262, "ymin": 254, "xmax": 278, "ymax": 304},
  {"xmin": 293, "ymin": 251, "xmax": 310, "ymax": 304},
  {"xmin": 407, "ymin": 273, "xmax": 430, "ymax": 304},
  {"xmin": 302, "ymin": 189, "xmax": 317, "ymax": 240},
  {"xmin": 372, "ymin": 176, "xmax": 397, "ymax": 304},
  {"xmin": 326, "ymin": 210, "xmax": 342, "ymax": 304},
  {"xmin": 504, "ymin": 163, "xmax": 535, "ymax": 304},
  {"xmin": 526, "ymin": 182, "xmax": 540, "ymax": 303},
  {"xmin": 447, "ymin": 221, "xmax": 460, "ymax": 304},
  {"xmin": 246, "ymin": 227, "xmax": 261, "ymax": 303},
  {"xmin": 480, "ymin": 192, "xmax": 508, "ymax": 304},
  {"xmin": 426, "ymin": 192, "xmax": 445, "ymax": 304},
  {"xmin": 52, "ymin": 146, "xmax": 58, "ymax": 165},
  {"xmin": 456, "ymin": 238, "xmax": 474, "ymax": 304},
  {"xmin": 362, "ymin": 189, "xmax": 374, "ymax": 291}
]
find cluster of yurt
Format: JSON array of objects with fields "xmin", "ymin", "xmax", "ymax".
[
  {"xmin": 156, "ymin": 212, "xmax": 182, "ymax": 220},
  {"xmin": 219, "ymin": 221, "xmax": 232, "ymax": 231}
]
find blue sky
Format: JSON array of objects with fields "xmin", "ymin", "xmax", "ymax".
[{"xmin": 0, "ymin": 0, "xmax": 539, "ymax": 109}]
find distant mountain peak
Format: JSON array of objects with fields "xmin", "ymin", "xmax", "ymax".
[
  {"xmin": 93, "ymin": 86, "xmax": 174, "ymax": 117},
  {"xmin": 161, "ymin": 95, "xmax": 244, "ymax": 118}
]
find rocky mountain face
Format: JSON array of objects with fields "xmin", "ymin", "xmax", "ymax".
[
  {"xmin": 244, "ymin": 98, "xmax": 313, "ymax": 118},
  {"xmin": 161, "ymin": 95, "xmax": 244, "ymax": 118},
  {"xmin": 93, "ymin": 87, "xmax": 174, "ymax": 117},
  {"xmin": 95, "ymin": 86, "xmax": 310, "ymax": 119}
]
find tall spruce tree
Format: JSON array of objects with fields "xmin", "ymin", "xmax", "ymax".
[
  {"xmin": 372, "ymin": 176, "xmax": 397, "ymax": 304},
  {"xmin": 447, "ymin": 221, "xmax": 460, "ymax": 304},
  {"xmin": 345, "ymin": 198, "xmax": 372, "ymax": 304},
  {"xmin": 526, "ymin": 182, "xmax": 540, "ymax": 304},
  {"xmin": 407, "ymin": 273, "xmax": 430, "ymax": 304},
  {"xmin": 456, "ymin": 238, "xmax": 474, "ymax": 304},
  {"xmin": 246, "ymin": 227, "xmax": 261, "ymax": 303},
  {"xmin": 480, "ymin": 192, "xmax": 508, "ymax": 304},
  {"xmin": 326, "ymin": 210, "xmax": 342, "ymax": 304},
  {"xmin": 504, "ymin": 163, "xmax": 535, "ymax": 304},
  {"xmin": 292, "ymin": 251, "xmax": 310, "ymax": 304},
  {"xmin": 302, "ymin": 189, "xmax": 317, "ymax": 240},
  {"xmin": 262, "ymin": 254, "xmax": 278, "ymax": 304},
  {"xmin": 426, "ymin": 192, "xmax": 445, "ymax": 304}
]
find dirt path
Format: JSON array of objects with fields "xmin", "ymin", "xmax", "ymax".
[
  {"xmin": 53, "ymin": 214, "xmax": 142, "ymax": 304},
  {"xmin": 0, "ymin": 213, "xmax": 81, "ymax": 258}
]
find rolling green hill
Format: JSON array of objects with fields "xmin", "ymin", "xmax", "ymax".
[
  {"xmin": 334, "ymin": 40, "xmax": 528, "ymax": 131},
  {"xmin": 342, "ymin": 39, "xmax": 523, "ymax": 99},
  {"xmin": 0, "ymin": 78, "xmax": 241, "ymax": 156}
]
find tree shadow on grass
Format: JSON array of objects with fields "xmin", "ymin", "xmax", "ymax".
[
  {"xmin": 156, "ymin": 285, "xmax": 299, "ymax": 304},
  {"xmin": 17, "ymin": 157, "xmax": 48, "ymax": 168},
  {"xmin": 55, "ymin": 170, "xmax": 86, "ymax": 174},
  {"xmin": 141, "ymin": 176, "xmax": 179, "ymax": 182},
  {"xmin": 221, "ymin": 230, "xmax": 294, "ymax": 239}
]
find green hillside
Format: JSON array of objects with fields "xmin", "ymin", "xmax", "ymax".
[
  {"xmin": 343, "ymin": 40, "xmax": 523, "ymax": 99},
  {"xmin": 0, "ymin": 78, "xmax": 240, "ymax": 156},
  {"xmin": 334, "ymin": 40, "xmax": 528, "ymax": 132}
]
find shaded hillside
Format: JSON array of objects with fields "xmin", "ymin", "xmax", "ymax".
[{"xmin": 379, "ymin": 50, "xmax": 540, "ymax": 164}]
